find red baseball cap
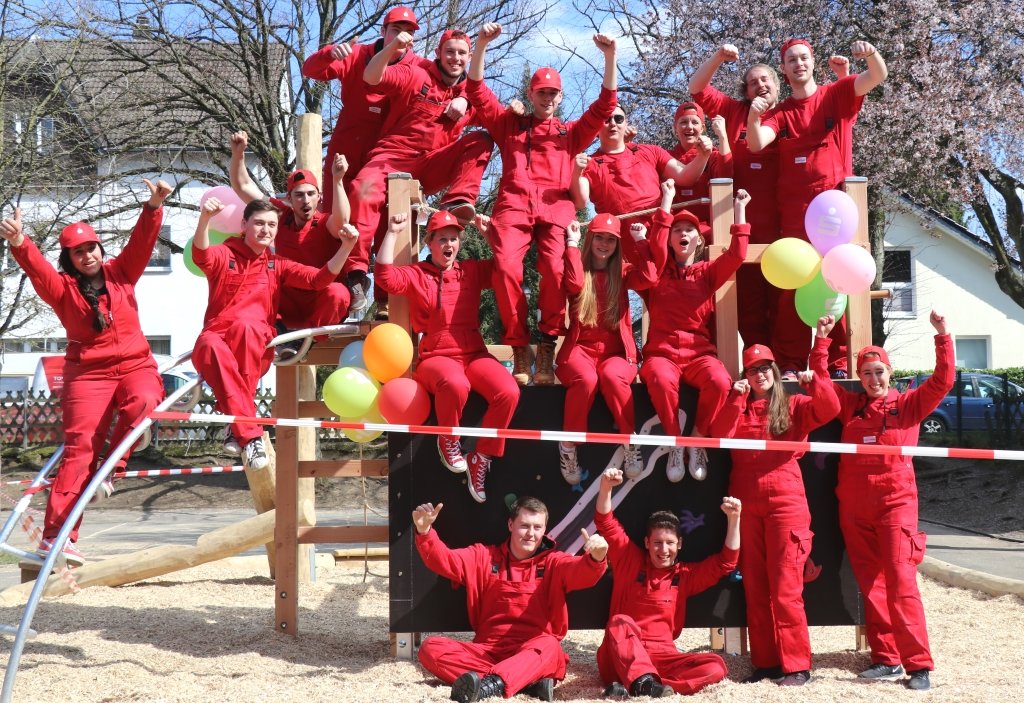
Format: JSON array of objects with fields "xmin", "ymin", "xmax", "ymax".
[
  {"xmin": 530, "ymin": 67, "xmax": 562, "ymax": 92},
  {"xmin": 674, "ymin": 101, "xmax": 704, "ymax": 123},
  {"xmin": 427, "ymin": 210, "xmax": 464, "ymax": 234},
  {"xmin": 856, "ymin": 345, "xmax": 891, "ymax": 369},
  {"xmin": 59, "ymin": 222, "xmax": 99, "ymax": 249},
  {"xmin": 588, "ymin": 213, "xmax": 621, "ymax": 237},
  {"xmin": 671, "ymin": 210, "xmax": 701, "ymax": 229},
  {"xmin": 383, "ymin": 6, "xmax": 419, "ymax": 30},
  {"xmin": 436, "ymin": 29, "xmax": 472, "ymax": 56},
  {"xmin": 287, "ymin": 169, "xmax": 319, "ymax": 193},
  {"xmin": 742, "ymin": 344, "xmax": 775, "ymax": 369},
  {"xmin": 780, "ymin": 38, "xmax": 814, "ymax": 63}
]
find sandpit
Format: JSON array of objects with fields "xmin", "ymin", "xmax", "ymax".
[{"xmin": 0, "ymin": 558, "xmax": 1020, "ymax": 702}]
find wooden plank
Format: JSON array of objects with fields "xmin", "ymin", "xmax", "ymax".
[
  {"xmin": 709, "ymin": 178, "xmax": 740, "ymax": 377},
  {"xmin": 844, "ymin": 177, "xmax": 871, "ymax": 374},
  {"xmin": 297, "ymin": 525, "xmax": 389, "ymax": 545},
  {"xmin": 298, "ymin": 400, "xmax": 330, "ymax": 417},
  {"xmin": 387, "ymin": 177, "xmax": 417, "ymax": 332},
  {"xmin": 299, "ymin": 459, "xmax": 389, "ymax": 478},
  {"xmin": 246, "ymin": 430, "xmax": 278, "ymax": 573},
  {"xmin": 273, "ymin": 363, "xmax": 300, "ymax": 636}
]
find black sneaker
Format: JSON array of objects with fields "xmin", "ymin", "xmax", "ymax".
[
  {"xmin": 777, "ymin": 670, "xmax": 811, "ymax": 686},
  {"xmin": 602, "ymin": 682, "xmax": 628, "ymax": 699},
  {"xmin": 858, "ymin": 663, "xmax": 905, "ymax": 681},
  {"xmin": 345, "ymin": 271, "xmax": 370, "ymax": 321},
  {"xmin": 905, "ymin": 669, "xmax": 930, "ymax": 691},
  {"xmin": 743, "ymin": 666, "xmax": 784, "ymax": 683},
  {"xmin": 521, "ymin": 677, "xmax": 554, "ymax": 701},
  {"xmin": 274, "ymin": 338, "xmax": 304, "ymax": 363},
  {"xmin": 244, "ymin": 437, "xmax": 269, "ymax": 471},
  {"xmin": 630, "ymin": 673, "xmax": 671, "ymax": 697}
]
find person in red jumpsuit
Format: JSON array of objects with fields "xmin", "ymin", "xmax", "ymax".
[
  {"xmin": 466, "ymin": 22, "xmax": 618, "ymax": 386},
  {"xmin": 709, "ymin": 316, "xmax": 841, "ymax": 686},
  {"xmin": 555, "ymin": 213, "xmax": 658, "ymax": 485},
  {"xmin": 412, "ymin": 496, "xmax": 609, "ymax": 702},
  {"xmin": 1, "ymin": 179, "xmax": 173, "ymax": 565},
  {"xmin": 300, "ymin": 6, "xmax": 422, "ymax": 212},
  {"xmin": 746, "ymin": 39, "xmax": 888, "ymax": 377},
  {"xmin": 594, "ymin": 467, "xmax": 742, "ymax": 697},
  {"xmin": 568, "ymin": 105, "xmax": 706, "ymax": 265},
  {"xmin": 375, "ymin": 211, "xmax": 519, "ymax": 504},
  {"xmin": 229, "ymin": 130, "xmax": 353, "ymax": 343},
  {"xmin": 668, "ymin": 102, "xmax": 732, "ymax": 225},
  {"xmin": 191, "ymin": 197, "xmax": 357, "ymax": 472},
  {"xmin": 831, "ymin": 310, "xmax": 953, "ymax": 692},
  {"xmin": 347, "ymin": 28, "xmax": 494, "ymax": 317},
  {"xmin": 636, "ymin": 185, "xmax": 750, "ymax": 483}
]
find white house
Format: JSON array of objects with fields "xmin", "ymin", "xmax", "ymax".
[{"xmin": 880, "ymin": 194, "xmax": 1024, "ymax": 370}]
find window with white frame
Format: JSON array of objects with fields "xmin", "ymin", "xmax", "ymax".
[
  {"xmin": 955, "ymin": 337, "xmax": 989, "ymax": 369},
  {"xmin": 146, "ymin": 225, "xmax": 173, "ymax": 270},
  {"xmin": 882, "ymin": 249, "xmax": 914, "ymax": 318},
  {"xmin": 146, "ymin": 336, "xmax": 172, "ymax": 355}
]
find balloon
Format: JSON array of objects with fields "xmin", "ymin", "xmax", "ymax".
[
  {"xmin": 363, "ymin": 323, "xmax": 414, "ymax": 383},
  {"xmin": 378, "ymin": 377, "xmax": 431, "ymax": 425},
  {"xmin": 208, "ymin": 229, "xmax": 236, "ymax": 245},
  {"xmin": 795, "ymin": 271, "xmax": 848, "ymax": 327},
  {"xmin": 761, "ymin": 238, "xmax": 821, "ymax": 290},
  {"xmin": 804, "ymin": 190, "xmax": 858, "ymax": 255},
  {"xmin": 322, "ymin": 367, "xmax": 380, "ymax": 419},
  {"xmin": 183, "ymin": 230, "xmax": 236, "ymax": 277},
  {"xmin": 200, "ymin": 185, "xmax": 246, "ymax": 234},
  {"xmin": 821, "ymin": 243, "xmax": 876, "ymax": 294},
  {"xmin": 343, "ymin": 404, "xmax": 385, "ymax": 443},
  {"xmin": 338, "ymin": 340, "xmax": 366, "ymax": 370}
]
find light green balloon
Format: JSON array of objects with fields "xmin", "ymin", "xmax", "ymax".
[
  {"xmin": 322, "ymin": 367, "xmax": 381, "ymax": 419},
  {"xmin": 795, "ymin": 271, "xmax": 848, "ymax": 327},
  {"xmin": 183, "ymin": 237, "xmax": 204, "ymax": 278}
]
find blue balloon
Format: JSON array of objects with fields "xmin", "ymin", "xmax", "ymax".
[{"xmin": 339, "ymin": 340, "xmax": 366, "ymax": 369}]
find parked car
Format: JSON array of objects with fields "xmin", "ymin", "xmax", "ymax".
[{"xmin": 892, "ymin": 372, "xmax": 1024, "ymax": 433}]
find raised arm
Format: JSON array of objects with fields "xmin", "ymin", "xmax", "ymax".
[
  {"xmin": 468, "ymin": 23, "xmax": 500, "ymax": 81},
  {"xmin": 850, "ymin": 41, "xmax": 888, "ymax": 96},
  {"xmin": 570, "ymin": 153, "xmax": 591, "ymax": 210},
  {"xmin": 689, "ymin": 44, "xmax": 738, "ymax": 96},
  {"xmin": 596, "ymin": 467, "xmax": 622, "ymax": 515},
  {"xmin": 364, "ymin": 33, "xmax": 412, "ymax": 85},
  {"xmin": 721, "ymin": 497, "xmax": 741, "ymax": 550},
  {"xmin": 193, "ymin": 197, "xmax": 223, "ymax": 251},
  {"xmin": 229, "ymin": 131, "xmax": 264, "ymax": 204},
  {"xmin": 325, "ymin": 154, "xmax": 350, "ymax": 237},
  {"xmin": 115, "ymin": 178, "xmax": 172, "ymax": 282},
  {"xmin": 596, "ymin": 33, "xmax": 617, "ymax": 91},
  {"xmin": 563, "ymin": 220, "xmax": 585, "ymax": 296},
  {"xmin": 745, "ymin": 97, "xmax": 777, "ymax": 152},
  {"xmin": 375, "ymin": 212, "xmax": 406, "ymax": 266},
  {"xmin": 663, "ymin": 154, "xmax": 708, "ymax": 187}
]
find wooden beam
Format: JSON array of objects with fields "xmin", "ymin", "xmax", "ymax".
[
  {"xmin": 709, "ymin": 178, "xmax": 739, "ymax": 377},
  {"xmin": 299, "ymin": 459, "xmax": 389, "ymax": 478},
  {"xmin": 844, "ymin": 177, "xmax": 871, "ymax": 374},
  {"xmin": 297, "ymin": 525, "xmax": 389, "ymax": 545},
  {"xmin": 386, "ymin": 176, "xmax": 419, "ymax": 332}
]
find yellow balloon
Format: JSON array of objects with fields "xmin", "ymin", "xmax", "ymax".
[
  {"xmin": 343, "ymin": 405, "xmax": 385, "ymax": 444},
  {"xmin": 761, "ymin": 238, "xmax": 821, "ymax": 290}
]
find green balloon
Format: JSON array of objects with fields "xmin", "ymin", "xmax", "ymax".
[
  {"xmin": 795, "ymin": 271, "xmax": 848, "ymax": 327},
  {"xmin": 322, "ymin": 367, "xmax": 381, "ymax": 419},
  {"xmin": 209, "ymin": 229, "xmax": 235, "ymax": 245},
  {"xmin": 183, "ymin": 237, "xmax": 205, "ymax": 278}
]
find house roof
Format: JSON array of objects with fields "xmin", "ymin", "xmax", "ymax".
[{"xmin": 27, "ymin": 37, "xmax": 289, "ymax": 153}]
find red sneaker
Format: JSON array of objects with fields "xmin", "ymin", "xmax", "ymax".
[
  {"xmin": 36, "ymin": 538, "xmax": 86, "ymax": 567},
  {"xmin": 438, "ymin": 435, "xmax": 468, "ymax": 473},
  {"xmin": 466, "ymin": 451, "xmax": 491, "ymax": 503}
]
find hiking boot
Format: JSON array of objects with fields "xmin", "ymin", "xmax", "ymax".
[
  {"xmin": 451, "ymin": 672, "xmax": 505, "ymax": 703},
  {"xmin": 666, "ymin": 446, "xmax": 685, "ymax": 482},
  {"xmin": 374, "ymin": 302, "xmax": 389, "ymax": 321},
  {"xmin": 223, "ymin": 431, "xmax": 242, "ymax": 456},
  {"xmin": 858, "ymin": 663, "xmax": 905, "ymax": 681},
  {"xmin": 688, "ymin": 445, "xmax": 708, "ymax": 481},
  {"xmin": 511, "ymin": 345, "xmax": 533, "ymax": 385},
  {"xmin": 629, "ymin": 673, "xmax": 671, "ymax": 697},
  {"xmin": 345, "ymin": 270, "xmax": 370, "ymax": 321},
  {"xmin": 905, "ymin": 669, "xmax": 930, "ymax": 691},
  {"xmin": 244, "ymin": 437, "xmax": 269, "ymax": 471},
  {"xmin": 602, "ymin": 682, "xmax": 629, "ymax": 699},
  {"xmin": 89, "ymin": 477, "xmax": 115, "ymax": 504},
  {"xmin": 467, "ymin": 451, "xmax": 491, "ymax": 503},
  {"xmin": 521, "ymin": 677, "xmax": 554, "ymax": 701},
  {"xmin": 438, "ymin": 435, "xmax": 468, "ymax": 473},
  {"xmin": 742, "ymin": 666, "xmax": 784, "ymax": 683},
  {"xmin": 442, "ymin": 200, "xmax": 477, "ymax": 226},
  {"xmin": 559, "ymin": 443, "xmax": 581, "ymax": 485},
  {"xmin": 533, "ymin": 340, "xmax": 556, "ymax": 385},
  {"xmin": 622, "ymin": 444, "xmax": 643, "ymax": 479},
  {"xmin": 777, "ymin": 670, "xmax": 811, "ymax": 686},
  {"xmin": 274, "ymin": 338, "xmax": 304, "ymax": 363},
  {"xmin": 36, "ymin": 538, "xmax": 86, "ymax": 567}
]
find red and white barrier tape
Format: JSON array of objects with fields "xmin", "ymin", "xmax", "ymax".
[
  {"xmin": 0, "ymin": 491, "xmax": 80, "ymax": 591},
  {"xmin": 149, "ymin": 411, "xmax": 1024, "ymax": 462},
  {"xmin": 2, "ymin": 465, "xmax": 245, "ymax": 488}
]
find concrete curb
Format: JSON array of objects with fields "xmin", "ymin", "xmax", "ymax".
[{"xmin": 920, "ymin": 555, "xmax": 1024, "ymax": 598}]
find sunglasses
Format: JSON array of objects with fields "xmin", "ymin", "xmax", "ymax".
[
  {"xmin": 743, "ymin": 364, "xmax": 773, "ymax": 377},
  {"xmin": 605, "ymin": 114, "xmax": 625, "ymax": 125}
]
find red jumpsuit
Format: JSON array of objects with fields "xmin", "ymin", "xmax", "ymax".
[
  {"xmin": 375, "ymin": 259, "xmax": 519, "ymax": 457},
  {"xmin": 833, "ymin": 335, "xmax": 954, "ymax": 673},
  {"xmin": 709, "ymin": 336, "xmax": 840, "ymax": 673},
  {"xmin": 637, "ymin": 210, "xmax": 748, "ymax": 438},
  {"xmin": 692, "ymin": 86, "xmax": 780, "ymax": 348},
  {"xmin": 582, "ymin": 143, "xmax": 673, "ymax": 264},
  {"xmin": 301, "ymin": 40, "xmax": 421, "ymax": 213},
  {"xmin": 759, "ymin": 76, "xmax": 864, "ymax": 373},
  {"xmin": 11, "ymin": 206, "xmax": 165, "ymax": 541},
  {"xmin": 416, "ymin": 528, "xmax": 606, "ymax": 695},
  {"xmin": 192, "ymin": 238, "xmax": 337, "ymax": 445},
  {"xmin": 555, "ymin": 241, "xmax": 658, "ymax": 434},
  {"xmin": 465, "ymin": 79, "xmax": 617, "ymax": 345},
  {"xmin": 594, "ymin": 510, "xmax": 737, "ymax": 694},
  {"xmin": 668, "ymin": 144, "xmax": 733, "ymax": 226},
  {"xmin": 347, "ymin": 61, "xmax": 494, "ymax": 276},
  {"xmin": 268, "ymin": 197, "xmax": 349, "ymax": 329}
]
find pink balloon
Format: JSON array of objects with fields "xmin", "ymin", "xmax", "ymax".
[
  {"xmin": 821, "ymin": 244, "xmax": 876, "ymax": 294},
  {"xmin": 200, "ymin": 185, "xmax": 246, "ymax": 234},
  {"xmin": 378, "ymin": 377, "xmax": 431, "ymax": 425},
  {"xmin": 804, "ymin": 189, "xmax": 858, "ymax": 256}
]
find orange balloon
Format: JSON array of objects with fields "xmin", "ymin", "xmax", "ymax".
[{"xmin": 363, "ymin": 323, "xmax": 414, "ymax": 383}]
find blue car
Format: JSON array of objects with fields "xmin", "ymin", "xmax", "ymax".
[{"xmin": 892, "ymin": 373, "xmax": 1024, "ymax": 433}]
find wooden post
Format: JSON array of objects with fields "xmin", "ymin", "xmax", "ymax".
[
  {"xmin": 709, "ymin": 178, "xmax": 739, "ymax": 377},
  {"xmin": 245, "ymin": 430, "xmax": 278, "ymax": 574},
  {"xmin": 386, "ymin": 174, "xmax": 420, "ymax": 331},
  {"xmin": 844, "ymin": 177, "xmax": 871, "ymax": 374}
]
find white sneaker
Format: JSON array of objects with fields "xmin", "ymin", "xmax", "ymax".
[
  {"xmin": 244, "ymin": 438, "xmax": 269, "ymax": 471},
  {"xmin": 622, "ymin": 444, "xmax": 643, "ymax": 479},
  {"xmin": 89, "ymin": 477, "xmax": 115, "ymax": 504},
  {"xmin": 688, "ymin": 446, "xmax": 708, "ymax": 481},
  {"xmin": 666, "ymin": 446, "xmax": 685, "ymax": 483},
  {"xmin": 223, "ymin": 432, "xmax": 242, "ymax": 456},
  {"xmin": 559, "ymin": 444, "xmax": 581, "ymax": 485}
]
